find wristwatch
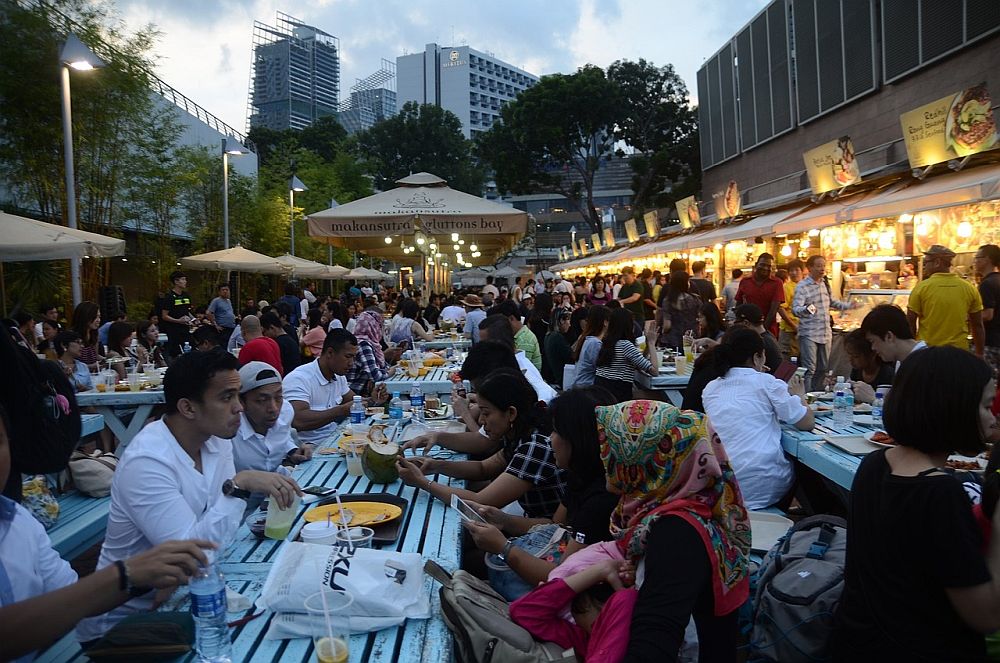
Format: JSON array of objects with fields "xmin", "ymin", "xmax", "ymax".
[
  {"xmin": 222, "ymin": 478, "xmax": 251, "ymax": 500},
  {"xmin": 497, "ymin": 538, "xmax": 515, "ymax": 564}
]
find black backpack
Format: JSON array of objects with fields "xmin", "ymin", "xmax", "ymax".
[{"xmin": 0, "ymin": 327, "xmax": 81, "ymax": 481}]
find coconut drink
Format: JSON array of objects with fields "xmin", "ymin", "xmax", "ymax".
[{"xmin": 362, "ymin": 440, "xmax": 401, "ymax": 483}]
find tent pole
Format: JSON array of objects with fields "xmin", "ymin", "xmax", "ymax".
[{"xmin": 0, "ymin": 262, "xmax": 6, "ymax": 317}]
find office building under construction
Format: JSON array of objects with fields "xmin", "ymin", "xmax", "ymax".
[{"xmin": 338, "ymin": 59, "xmax": 397, "ymax": 134}]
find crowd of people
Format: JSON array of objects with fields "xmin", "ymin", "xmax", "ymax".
[{"xmin": 1, "ymin": 241, "xmax": 999, "ymax": 662}]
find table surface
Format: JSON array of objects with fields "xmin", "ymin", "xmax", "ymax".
[
  {"xmin": 781, "ymin": 415, "xmax": 881, "ymax": 491},
  {"xmin": 384, "ymin": 367, "xmax": 459, "ymax": 396},
  {"xmin": 38, "ymin": 420, "xmax": 464, "ymax": 663},
  {"xmin": 634, "ymin": 369, "xmax": 692, "ymax": 390},
  {"xmin": 76, "ymin": 388, "xmax": 166, "ymax": 406}
]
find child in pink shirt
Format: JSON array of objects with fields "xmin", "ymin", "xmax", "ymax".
[{"xmin": 509, "ymin": 558, "xmax": 637, "ymax": 663}]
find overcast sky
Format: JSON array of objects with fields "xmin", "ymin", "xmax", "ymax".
[{"xmin": 117, "ymin": 0, "xmax": 769, "ymax": 134}]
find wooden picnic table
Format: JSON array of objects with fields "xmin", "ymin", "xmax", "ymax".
[
  {"xmin": 76, "ymin": 389, "xmax": 165, "ymax": 451},
  {"xmin": 780, "ymin": 416, "xmax": 882, "ymax": 491},
  {"xmin": 37, "ymin": 417, "xmax": 465, "ymax": 663},
  {"xmin": 384, "ymin": 367, "xmax": 459, "ymax": 397},
  {"xmin": 421, "ymin": 338, "xmax": 471, "ymax": 351},
  {"xmin": 634, "ymin": 370, "xmax": 691, "ymax": 407}
]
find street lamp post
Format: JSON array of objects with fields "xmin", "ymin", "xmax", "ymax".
[
  {"xmin": 289, "ymin": 175, "xmax": 308, "ymax": 256},
  {"xmin": 222, "ymin": 137, "xmax": 249, "ymax": 249},
  {"xmin": 60, "ymin": 34, "xmax": 105, "ymax": 306}
]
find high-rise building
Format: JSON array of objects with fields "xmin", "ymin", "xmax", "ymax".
[
  {"xmin": 396, "ymin": 43, "xmax": 539, "ymax": 139},
  {"xmin": 247, "ymin": 12, "xmax": 340, "ymax": 131},
  {"xmin": 338, "ymin": 59, "xmax": 398, "ymax": 135}
]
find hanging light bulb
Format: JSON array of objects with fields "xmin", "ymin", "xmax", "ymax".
[
  {"xmin": 898, "ymin": 213, "xmax": 913, "ymax": 223},
  {"xmin": 808, "ymin": 228, "xmax": 820, "ymax": 237},
  {"xmin": 714, "ymin": 243, "xmax": 723, "ymax": 250},
  {"xmin": 957, "ymin": 221, "xmax": 972, "ymax": 238},
  {"xmin": 780, "ymin": 244, "xmax": 792, "ymax": 257},
  {"xmin": 429, "ymin": 243, "xmax": 436, "ymax": 251},
  {"xmin": 801, "ymin": 239, "xmax": 811, "ymax": 249},
  {"xmin": 470, "ymin": 244, "xmax": 478, "ymax": 252},
  {"xmin": 384, "ymin": 236, "xmax": 392, "ymax": 244},
  {"xmin": 459, "ymin": 239, "xmax": 465, "ymax": 245},
  {"xmin": 879, "ymin": 231, "xmax": 895, "ymax": 250},
  {"xmin": 453, "ymin": 244, "xmax": 460, "ymax": 250},
  {"xmin": 846, "ymin": 234, "xmax": 860, "ymax": 250},
  {"xmin": 416, "ymin": 236, "xmax": 425, "ymax": 245},
  {"xmin": 451, "ymin": 233, "xmax": 459, "ymax": 241}
]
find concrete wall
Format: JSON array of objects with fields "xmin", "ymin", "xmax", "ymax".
[{"xmin": 702, "ymin": 33, "xmax": 1000, "ymax": 207}]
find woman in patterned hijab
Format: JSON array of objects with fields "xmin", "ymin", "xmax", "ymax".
[{"xmin": 596, "ymin": 400, "xmax": 751, "ymax": 660}]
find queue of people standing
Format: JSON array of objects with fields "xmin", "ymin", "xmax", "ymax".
[{"xmin": 2, "ymin": 244, "xmax": 1000, "ymax": 663}]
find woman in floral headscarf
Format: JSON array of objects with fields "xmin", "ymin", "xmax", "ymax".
[
  {"xmin": 598, "ymin": 400, "xmax": 751, "ymax": 662},
  {"xmin": 345, "ymin": 309, "xmax": 389, "ymax": 396}
]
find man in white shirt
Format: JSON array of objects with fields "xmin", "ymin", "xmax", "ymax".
[
  {"xmin": 553, "ymin": 276, "xmax": 572, "ymax": 295},
  {"xmin": 440, "ymin": 299, "xmax": 467, "ymax": 325},
  {"xmin": 77, "ymin": 348, "xmax": 301, "ymax": 642},
  {"xmin": 861, "ymin": 303, "xmax": 928, "ymax": 387},
  {"xmin": 511, "ymin": 277, "xmax": 523, "ymax": 303},
  {"xmin": 282, "ymin": 328, "xmax": 359, "ymax": 445},
  {"xmin": 534, "ymin": 278, "xmax": 546, "ymax": 295},
  {"xmin": 481, "ymin": 276, "xmax": 500, "ymax": 301},
  {"xmin": 33, "ymin": 303, "xmax": 60, "ymax": 340},
  {"xmin": 235, "ymin": 361, "xmax": 313, "ymax": 473},
  {"xmin": 361, "ymin": 284, "xmax": 374, "ymax": 298},
  {"xmin": 302, "ymin": 283, "xmax": 317, "ymax": 305}
]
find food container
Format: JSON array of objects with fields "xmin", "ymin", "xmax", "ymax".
[
  {"xmin": 336, "ymin": 526, "xmax": 374, "ymax": 551},
  {"xmin": 301, "ymin": 521, "xmax": 340, "ymax": 545}
]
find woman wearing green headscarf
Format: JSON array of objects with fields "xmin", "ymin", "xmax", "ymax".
[{"xmin": 597, "ymin": 400, "xmax": 751, "ymax": 662}]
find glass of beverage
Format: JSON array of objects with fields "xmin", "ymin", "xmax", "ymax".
[
  {"xmin": 674, "ymin": 354, "xmax": 687, "ymax": 376},
  {"xmin": 127, "ymin": 370, "xmax": 142, "ymax": 392},
  {"xmin": 304, "ymin": 589, "xmax": 353, "ymax": 663},
  {"xmin": 263, "ymin": 494, "xmax": 301, "ymax": 540},
  {"xmin": 345, "ymin": 442, "xmax": 364, "ymax": 477}
]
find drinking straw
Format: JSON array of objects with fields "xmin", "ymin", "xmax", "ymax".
[
  {"xmin": 313, "ymin": 559, "xmax": 337, "ymax": 657},
  {"xmin": 333, "ymin": 492, "xmax": 353, "ymax": 547}
]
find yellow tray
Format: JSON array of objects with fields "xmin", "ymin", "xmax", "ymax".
[{"xmin": 304, "ymin": 502, "xmax": 403, "ymax": 526}]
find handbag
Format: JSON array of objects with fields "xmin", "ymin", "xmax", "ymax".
[
  {"xmin": 21, "ymin": 475, "xmax": 60, "ymax": 529},
  {"xmin": 68, "ymin": 450, "xmax": 118, "ymax": 497}
]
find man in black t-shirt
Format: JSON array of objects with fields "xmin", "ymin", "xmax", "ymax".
[
  {"xmin": 260, "ymin": 311, "xmax": 300, "ymax": 376},
  {"xmin": 975, "ymin": 244, "xmax": 1000, "ymax": 377},
  {"xmin": 157, "ymin": 271, "xmax": 193, "ymax": 358}
]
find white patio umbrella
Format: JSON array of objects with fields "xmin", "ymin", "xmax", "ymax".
[
  {"xmin": 323, "ymin": 264, "xmax": 351, "ymax": 279},
  {"xmin": 274, "ymin": 253, "xmax": 331, "ymax": 278},
  {"xmin": 179, "ymin": 246, "xmax": 289, "ymax": 274},
  {"xmin": 535, "ymin": 270, "xmax": 556, "ymax": 281},
  {"xmin": 346, "ymin": 266, "xmax": 391, "ymax": 280},
  {"xmin": 493, "ymin": 265, "xmax": 522, "ymax": 278},
  {"xmin": 0, "ymin": 210, "xmax": 124, "ymax": 260}
]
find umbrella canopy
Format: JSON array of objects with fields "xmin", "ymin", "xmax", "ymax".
[
  {"xmin": 0, "ymin": 211, "xmax": 125, "ymax": 261},
  {"xmin": 323, "ymin": 264, "xmax": 351, "ymax": 279},
  {"xmin": 306, "ymin": 172, "xmax": 528, "ymax": 265},
  {"xmin": 274, "ymin": 254, "xmax": 331, "ymax": 278},
  {"xmin": 346, "ymin": 266, "xmax": 391, "ymax": 280},
  {"xmin": 534, "ymin": 270, "xmax": 555, "ymax": 281},
  {"xmin": 180, "ymin": 246, "xmax": 289, "ymax": 274},
  {"xmin": 493, "ymin": 265, "xmax": 523, "ymax": 278}
]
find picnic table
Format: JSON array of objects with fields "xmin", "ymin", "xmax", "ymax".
[
  {"xmin": 384, "ymin": 367, "xmax": 458, "ymax": 397},
  {"xmin": 421, "ymin": 338, "xmax": 471, "ymax": 351},
  {"xmin": 76, "ymin": 388, "xmax": 165, "ymax": 450},
  {"xmin": 37, "ymin": 418, "xmax": 465, "ymax": 663},
  {"xmin": 634, "ymin": 370, "xmax": 691, "ymax": 407}
]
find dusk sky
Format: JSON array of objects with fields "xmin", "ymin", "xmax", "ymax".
[{"xmin": 116, "ymin": 0, "xmax": 770, "ymax": 132}]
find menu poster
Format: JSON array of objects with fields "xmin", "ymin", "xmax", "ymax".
[
  {"xmin": 571, "ymin": 243, "xmax": 579, "ymax": 257},
  {"xmin": 578, "ymin": 238, "xmax": 588, "ymax": 256},
  {"xmin": 900, "ymin": 83, "xmax": 998, "ymax": 168},
  {"xmin": 624, "ymin": 219, "xmax": 640, "ymax": 243},
  {"xmin": 591, "ymin": 233, "xmax": 602, "ymax": 251},
  {"xmin": 676, "ymin": 196, "xmax": 700, "ymax": 228},
  {"xmin": 713, "ymin": 180, "xmax": 742, "ymax": 219},
  {"xmin": 643, "ymin": 210, "xmax": 660, "ymax": 238},
  {"xmin": 803, "ymin": 137, "xmax": 861, "ymax": 195},
  {"xmin": 603, "ymin": 228, "xmax": 616, "ymax": 248}
]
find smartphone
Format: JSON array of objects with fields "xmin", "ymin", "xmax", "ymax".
[
  {"xmin": 450, "ymin": 494, "xmax": 486, "ymax": 524},
  {"xmin": 794, "ymin": 367, "xmax": 808, "ymax": 379},
  {"xmin": 302, "ymin": 486, "xmax": 336, "ymax": 497}
]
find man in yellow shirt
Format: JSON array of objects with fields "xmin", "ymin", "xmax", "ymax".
[
  {"xmin": 907, "ymin": 245, "xmax": 985, "ymax": 356},
  {"xmin": 778, "ymin": 259, "xmax": 803, "ymax": 359}
]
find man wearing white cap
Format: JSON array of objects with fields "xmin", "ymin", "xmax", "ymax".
[{"xmin": 234, "ymin": 361, "xmax": 313, "ymax": 474}]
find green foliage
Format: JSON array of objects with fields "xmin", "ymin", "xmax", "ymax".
[
  {"xmin": 476, "ymin": 66, "xmax": 619, "ymax": 234},
  {"xmin": 607, "ymin": 59, "xmax": 700, "ymax": 218},
  {"xmin": 355, "ymin": 102, "xmax": 485, "ymax": 194}
]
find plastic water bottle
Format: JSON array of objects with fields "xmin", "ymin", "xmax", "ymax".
[
  {"xmin": 190, "ymin": 564, "xmax": 232, "ymax": 663},
  {"xmin": 410, "ymin": 384, "xmax": 425, "ymax": 421},
  {"xmin": 350, "ymin": 395, "xmax": 365, "ymax": 425},
  {"xmin": 872, "ymin": 389, "xmax": 885, "ymax": 428},
  {"xmin": 833, "ymin": 376, "xmax": 851, "ymax": 428},
  {"xmin": 388, "ymin": 392, "xmax": 403, "ymax": 420},
  {"xmin": 182, "ymin": 341, "xmax": 192, "ymax": 354}
]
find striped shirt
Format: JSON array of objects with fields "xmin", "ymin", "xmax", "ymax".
[
  {"xmin": 791, "ymin": 275, "xmax": 850, "ymax": 345},
  {"xmin": 595, "ymin": 339, "xmax": 652, "ymax": 383}
]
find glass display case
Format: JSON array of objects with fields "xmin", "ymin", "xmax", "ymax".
[{"xmin": 833, "ymin": 289, "xmax": 911, "ymax": 332}]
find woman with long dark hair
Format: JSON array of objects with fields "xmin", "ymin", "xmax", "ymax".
[
  {"xmin": 701, "ymin": 326, "xmax": 813, "ymax": 509},
  {"xmin": 135, "ymin": 320, "xmax": 167, "ymax": 368},
  {"xmin": 595, "ymin": 308, "xmax": 657, "ymax": 402},
  {"xmin": 388, "ymin": 298, "xmax": 433, "ymax": 348},
  {"xmin": 105, "ymin": 321, "xmax": 137, "ymax": 379},
  {"xmin": 544, "ymin": 310, "xmax": 575, "ymax": 389},
  {"xmin": 529, "ymin": 292, "xmax": 554, "ymax": 349},
  {"xmin": 571, "ymin": 305, "xmax": 611, "ymax": 388},
  {"xmin": 396, "ymin": 368, "xmax": 565, "ymax": 519},
  {"xmin": 461, "ymin": 386, "xmax": 620, "ymax": 598},
  {"xmin": 71, "ymin": 301, "xmax": 102, "ymax": 369},
  {"xmin": 697, "ymin": 301, "xmax": 725, "ymax": 342},
  {"xmin": 833, "ymin": 347, "xmax": 999, "ymax": 660},
  {"xmin": 656, "ymin": 271, "xmax": 702, "ymax": 350}
]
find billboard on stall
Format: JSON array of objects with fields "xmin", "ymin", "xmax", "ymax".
[
  {"xmin": 643, "ymin": 210, "xmax": 660, "ymax": 237},
  {"xmin": 578, "ymin": 238, "xmax": 588, "ymax": 256},
  {"xmin": 624, "ymin": 219, "xmax": 640, "ymax": 243},
  {"xmin": 713, "ymin": 180, "xmax": 742, "ymax": 219},
  {"xmin": 803, "ymin": 137, "xmax": 861, "ymax": 194},
  {"xmin": 900, "ymin": 83, "xmax": 998, "ymax": 168},
  {"xmin": 676, "ymin": 196, "xmax": 700, "ymax": 228},
  {"xmin": 591, "ymin": 233, "xmax": 602, "ymax": 251},
  {"xmin": 603, "ymin": 228, "xmax": 616, "ymax": 248}
]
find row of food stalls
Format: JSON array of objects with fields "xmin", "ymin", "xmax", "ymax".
[{"xmin": 551, "ymin": 81, "xmax": 1000, "ymax": 335}]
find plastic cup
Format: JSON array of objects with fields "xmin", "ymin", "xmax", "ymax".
[
  {"xmin": 304, "ymin": 589, "xmax": 353, "ymax": 663},
  {"xmin": 675, "ymin": 355, "xmax": 687, "ymax": 376},
  {"xmin": 127, "ymin": 371, "xmax": 141, "ymax": 392},
  {"xmin": 301, "ymin": 522, "xmax": 340, "ymax": 545},
  {"xmin": 345, "ymin": 442, "xmax": 365, "ymax": 477},
  {"xmin": 336, "ymin": 526, "xmax": 374, "ymax": 551},
  {"xmin": 264, "ymin": 494, "xmax": 301, "ymax": 540}
]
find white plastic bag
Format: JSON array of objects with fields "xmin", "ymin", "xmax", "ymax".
[{"xmin": 258, "ymin": 542, "xmax": 430, "ymax": 621}]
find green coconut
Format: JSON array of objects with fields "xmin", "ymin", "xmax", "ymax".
[{"xmin": 362, "ymin": 441, "xmax": 401, "ymax": 483}]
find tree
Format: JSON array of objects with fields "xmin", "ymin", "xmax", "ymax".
[
  {"xmin": 355, "ymin": 102, "xmax": 484, "ymax": 194},
  {"xmin": 607, "ymin": 59, "xmax": 700, "ymax": 218},
  {"xmin": 476, "ymin": 66, "xmax": 619, "ymax": 235},
  {"xmin": 298, "ymin": 115, "xmax": 348, "ymax": 163}
]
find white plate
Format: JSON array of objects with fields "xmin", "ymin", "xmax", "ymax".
[
  {"xmin": 823, "ymin": 434, "xmax": 880, "ymax": 456},
  {"xmin": 807, "ymin": 391, "xmax": 833, "ymax": 402},
  {"xmin": 749, "ymin": 511, "xmax": 793, "ymax": 553},
  {"xmin": 863, "ymin": 430, "xmax": 895, "ymax": 448},
  {"xmin": 946, "ymin": 454, "xmax": 987, "ymax": 472},
  {"xmin": 853, "ymin": 414, "xmax": 876, "ymax": 426}
]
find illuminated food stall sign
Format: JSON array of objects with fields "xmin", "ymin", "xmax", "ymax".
[
  {"xmin": 900, "ymin": 83, "xmax": 998, "ymax": 168},
  {"xmin": 803, "ymin": 136, "xmax": 861, "ymax": 194}
]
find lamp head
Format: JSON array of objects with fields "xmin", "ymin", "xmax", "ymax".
[
  {"xmin": 289, "ymin": 175, "xmax": 308, "ymax": 192},
  {"xmin": 223, "ymin": 137, "xmax": 249, "ymax": 155},
  {"xmin": 61, "ymin": 34, "xmax": 105, "ymax": 71}
]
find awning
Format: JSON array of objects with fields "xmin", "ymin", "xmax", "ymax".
[
  {"xmin": 845, "ymin": 163, "xmax": 1000, "ymax": 220},
  {"xmin": 0, "ymin": 211, "xmax": 125, "ymax": 261},
  {"xmin": 180, "ymin": 246, "xmax": 289, "ymax": 274},
  {"xmin": 674, "ymin": 207, "xmax": 807, "ymax": 249},
  {"xmin": 274, "ymin": 254, "xmax": 332, "ymax": 278},
  {"xmin": 771, "ymin": 187, "xmax": 892, "ymax": 235}
]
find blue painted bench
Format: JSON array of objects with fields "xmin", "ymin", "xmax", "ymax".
[
  {"xmin": 80, "ymin": 413, "xmax": 104, "ymax": 438},
  {"xmin": 48, "ymin": 490, "xmax": 110, "ymax": 560}
]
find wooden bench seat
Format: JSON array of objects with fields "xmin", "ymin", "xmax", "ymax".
[{"xmin": 47, "ymin": 490, "xmax": 110, "ymax": 560}]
